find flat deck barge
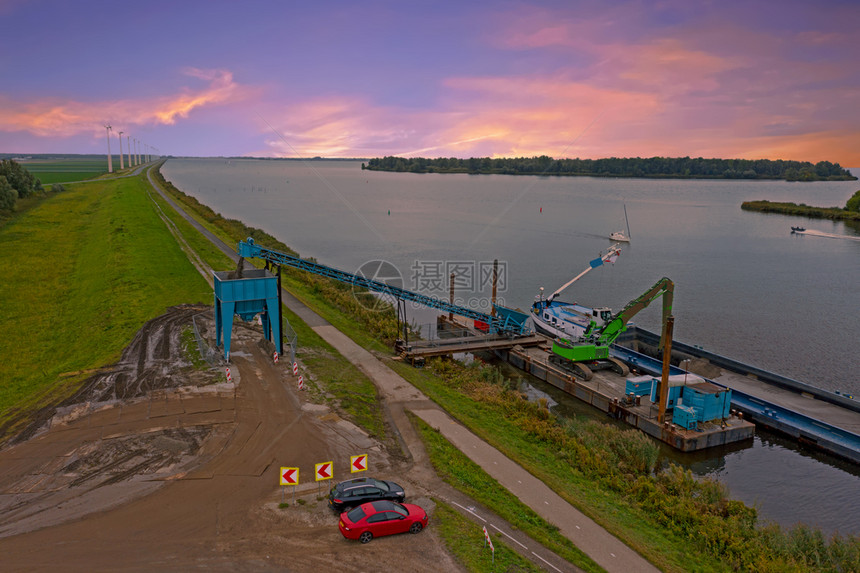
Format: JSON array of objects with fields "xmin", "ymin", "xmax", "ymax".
[
  {"xmin": 616, "ymin": 327, "xmax": 860, "ymax": 464},
  {"xmin": 499, "ymin": 343, "xmax": 755, "ymax": 452},
  {"xmin": 430, "ymin": 317, "xmax": 860, "ymax": 460}
]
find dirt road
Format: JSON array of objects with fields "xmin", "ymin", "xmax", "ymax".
[{"xmin": 0, "ymin": 313, "xmax": 461, "ymax": 572}]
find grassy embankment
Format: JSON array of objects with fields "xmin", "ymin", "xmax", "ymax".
[
  {"xmin": 0, "ymin": 174, "xmax": 211, "ymax": 438},
  {"xmin": 150, "ymin": 164, "xmax": 860, "ymax": 573},
  {"xmin": 741, "ymin": 190, "xmax": 860, "ymax": 222}
]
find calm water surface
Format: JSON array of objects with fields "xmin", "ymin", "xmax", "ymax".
[{"xmin": 162, "ymin": 158, "xmax": 860, "ymax": 535}]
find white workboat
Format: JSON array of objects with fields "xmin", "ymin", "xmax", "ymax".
[{"xmin": 531, "ymin": 244, "xmax": 622, "ymax": 338}]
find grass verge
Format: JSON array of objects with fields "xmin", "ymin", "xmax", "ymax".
[
  {"xmin": 433, "ymin": 500, "xmax": 544, "ymax": 572},
  {"xmin": 413, "ymin": 415, "xmax": 604, "ymax": 573}
]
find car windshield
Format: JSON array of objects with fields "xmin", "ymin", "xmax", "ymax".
[
  {"xmin": 390, "ymin": 503, "xmax": 408, "ymax": 517},
  {"xmin": 346, "ymin": 506, "xmax": 366, "ymax": 523}
]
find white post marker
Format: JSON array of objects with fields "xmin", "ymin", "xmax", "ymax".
[
  {"xmin": 298, "ymin": 375, "xmax": 304, "ymax": 390},
  {"xmin": 273, "ymin": 351, "xmax": 279, "ymax": 364},
  {"xmin": 483, "ymin": 525, "xmax": 495, "ymax": 564},
  {"xmin": 350, "ymin": 454, "xmax": 368, "ymax": 473},
  {"xmin": 292, "ymin": 362, "xmax": 299, "ymax": 375},
  {"xmin": 225, "ymin": 367, "xmax": 232, "ymax": 382}
]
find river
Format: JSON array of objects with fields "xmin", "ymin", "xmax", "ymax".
[{"xmin": 162, "ymin": 157, "xmax": 860, "ymax": 535}]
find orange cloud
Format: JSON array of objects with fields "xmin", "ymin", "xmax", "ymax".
[
  {"xmin": 0, "ymin": 68, "xmax": 252, "ymax": 137},
  {"xmin": 435, "ymin": 76, "xmax": 661, "ymax": 158},
  {"xmin": 608, "ymin": 38, "xmax": 737, "ymax": 94},
  {"xmin": 260, "ymin": 76, "xmax": 666, "ymax": 160},
  {"xmin": 728, "ymin": 131, "xmax": 860, "ymax": 166},
  {"xmin": 261, "ymin": 97, "xmax": 424, "ymax": 157},
  {"xmin": 257, "ymin": 66, "xmax": 859, "ymax": 164}
]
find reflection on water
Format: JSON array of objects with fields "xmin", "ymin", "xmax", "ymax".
[{"xmin": 683, "ymin": 430, "xmax": 860, "ymax": 537}]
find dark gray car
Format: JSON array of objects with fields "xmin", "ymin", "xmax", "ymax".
[{"xmin": 328, "ymin": 477, "xmax": 405, "ymax": 511}]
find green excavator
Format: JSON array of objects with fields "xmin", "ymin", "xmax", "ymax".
[{"xmin": 549, "ymin": 277, "xmax": 674, "ymax": 380}]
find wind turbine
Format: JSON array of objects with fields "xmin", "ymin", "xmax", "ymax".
[
  {"xmin": 118, "ymin": 131, "xmax": 125, "ymax": 169},
  {"xmin": 126, "ymin": 134, "xmax": 132, "ymax": 167},
  {"xmin": 104, "ymin": 124, "xmax": 113, "ymax": 173}
]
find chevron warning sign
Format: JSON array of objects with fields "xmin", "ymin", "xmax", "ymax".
[
  {"xmin": 350, "ymin": 454, "xmax": 367, "ymax": 473},
  {"xmin": 315, "ymin": 461, "xmax": 333, "ymax": 481},
  {"xmin": 280, "ymin": 467, "xmax": 299, "ymax": 486}
]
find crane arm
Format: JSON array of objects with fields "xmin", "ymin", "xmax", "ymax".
[
  {"xmin": 547, "ymin": 244, "xmax": 622, "ymax": 303},
  {"xmin": 595, "ymin": 277, "xmax": 674, "ymax": 347},
  {"xmin": 236, "ymin": 238, "xmax": 530, "ymax": 334}
]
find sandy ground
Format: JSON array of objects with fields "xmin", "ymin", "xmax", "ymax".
[{"xmin": 0, "ymin": 307, "xmax": 463, "ymax": 572}]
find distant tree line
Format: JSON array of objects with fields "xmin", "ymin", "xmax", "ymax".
[
  {"xmin": 0, "ymin": 160, "xmax": 45, "ymax": 212},
  {"xmin": 741, "ymin": 190, "xmax": 860, "ymax": 221},
  {"xmin": 363, "ymin": 155, "xmax": 856, "ymax": 181}
]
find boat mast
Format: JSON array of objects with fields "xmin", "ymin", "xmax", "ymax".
[{"xmin": 624, "ymin": 203, "xmax": 631, "ymax": 239}]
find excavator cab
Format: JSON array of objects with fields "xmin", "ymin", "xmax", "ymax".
[{"xmin": 593, "ymin": 307, "xmax": 613, "ymax": 325}]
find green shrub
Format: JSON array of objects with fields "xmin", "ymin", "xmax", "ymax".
[
  {"xmin": 846, "ymin": 190, "xmax": 860, "ymax": 212},
  {"xmin": 0, "ymin": 176, "xmax": 16, "ymax": 211}
]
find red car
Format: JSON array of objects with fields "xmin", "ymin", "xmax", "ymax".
[{"xmin": 338, "ymin": 500, "xmax": 428, "ymax": 544}]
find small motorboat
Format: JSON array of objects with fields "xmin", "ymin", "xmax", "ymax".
[{"xmin": 791, "ymin": 226, "xmax": 806, "ymax": 233}]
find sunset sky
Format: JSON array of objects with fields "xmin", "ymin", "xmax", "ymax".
[{"xmin": 2, "ymin": 0, "xmax": 858, "ymax": 164}]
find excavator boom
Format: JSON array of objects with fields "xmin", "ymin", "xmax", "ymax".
[
  {"xmin": 550, "ymin": 277, "xmax": 674, "ymax": 380},
  {"xmin": 597, "ymin": 277, "xmax": 673, "ymax": 347}
]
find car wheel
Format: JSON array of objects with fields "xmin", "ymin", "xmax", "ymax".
[
  {"xmin": 409, "ymin": 522, "xmax": 423, "ymax": 534},
  {"xmin": 359, "ymin": 531, "xmax": 373, "ymax": 544}
]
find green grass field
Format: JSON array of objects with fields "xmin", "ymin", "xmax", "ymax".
[
  {"xmin": 0, "ymin": 173, "xmax": 211, "ymax": 437},
  {"xmin": 18, "ymin": 157, "xmax": 132, "ymax": 183},
  {"xmin": 37, "ymin": 172, "xmax": 104, "ymax": 184}
]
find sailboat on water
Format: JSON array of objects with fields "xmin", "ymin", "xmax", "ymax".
[{"xmin": 609, "ymin": 203, "xmax": 631, "ymax": 242}]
